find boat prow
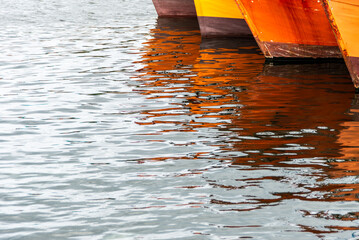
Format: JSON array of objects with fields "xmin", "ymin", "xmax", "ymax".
[
  {"xmin": 321, "ymin": 0, "xmax": 359, "ymax": 88},
  {"xmin": 235, "ymin": 0, "xmax": 342, "ymax": 61}
]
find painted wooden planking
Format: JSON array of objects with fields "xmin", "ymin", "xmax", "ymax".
[
  {"xmin": 322, "ymin": 0, "xmax": 359, "ymax": 87},
  {"xmin": 235, "ymin": 0, "xmax": 342, "ymax": 59},
  {"xmin": 152, "ymin": 0, "xmax": 197, "ymax": 17}
]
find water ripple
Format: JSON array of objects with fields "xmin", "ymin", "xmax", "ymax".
[{"xmin": 1, "ymin": 0, "xmax": 359, "ymax": 239}]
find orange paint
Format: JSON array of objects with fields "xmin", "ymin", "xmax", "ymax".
[
  {"xmin": 235, "ymin": 0, "xmax": 342, "ymax": 59},
  {"xmin": 321, "ymin": 0, "xmax": 359, "ymax": 88}
]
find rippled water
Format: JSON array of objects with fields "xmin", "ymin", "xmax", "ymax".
[{"xmin": 1, "ymin": 1, "xmax": 359, "ymax": 239}]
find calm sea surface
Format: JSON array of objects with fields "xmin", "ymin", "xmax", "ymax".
[{"xmin": 1, "ymin": 1, "xmax": 359, "ymax": 239}]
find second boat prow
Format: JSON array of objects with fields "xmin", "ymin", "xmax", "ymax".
[{"xmin": 235, "ymin": 0, "xmax": 342, "ymax": 61}]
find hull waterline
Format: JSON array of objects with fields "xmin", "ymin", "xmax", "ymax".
[
  {"xmin": 235, "ymin": 0, "xmax": 342, "ymax": 61},
  {"xmin": 152, "ymin": 0, "xmax": 197, "ymax": 17},
  {"xmin": 194, "ymin": 0, "xmax": 251, "ymax": 38}
]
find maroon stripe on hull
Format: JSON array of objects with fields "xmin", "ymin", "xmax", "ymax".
[
  {"xmin": 152, "ymin": 0, "xmax": 197, "ymax": 17},
  {"xmin": 258, "ymin": 40, "xmax": 342, "ymax": 59},
  {"xmin": 346, "ymin": 56, "xmax": 359, "ymax": 88},
  {"xmin": 197, "ymin": 16, "xmax": 252, "ymax": 38}
]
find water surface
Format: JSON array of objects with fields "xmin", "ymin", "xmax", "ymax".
[{"xmin": 1, "ymin": 1, "xmax": 359, "ymax": 239}]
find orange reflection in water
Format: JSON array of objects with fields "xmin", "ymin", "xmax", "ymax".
[
  {"xmin": 186, "ymin": 39, "xmax": 263, "ymax": 129},
  {"xmin": 231, "ymin": 63, "xmax": 353, "ymax": 167},
  {"xmin": 230, "ymin": 63, "xmax": 359, "ymax": 205},
  {"xmin": 136, "ymin": 18, "xmax": 263, "ymax": 134},
  {"xmin": 323, "ymin": 94, "xmax": 359, "ymax": 202},
  {"xmin": 337, "ymin": 95, "xmax": 359, "ymax": 159},
  {"xmin": 136, "ymin": 18, "xmax": 201, "ymax": 92},
  {"xmin": 136, "ymin": 17, "xmax": 359, "ymax": 172},
  {"xmin": 135, "ymin": 17, "xmax": 359, "ymax": 236}
]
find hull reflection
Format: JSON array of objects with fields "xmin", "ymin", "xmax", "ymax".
[
  {"xmin": 136, "ymin": 19, "xmax": 263, "ymax": 161},
  {"xmin": 137, "ymin": 18, "xmax": 201, "ymax": 92},
  {"xmin": 325, "ymin": 94, "xmax": 359, "ymax": 201},
  {"xmin": 135, "ymin": 19, "xmax": 359, "ymax": 237},
  {"xmin": 337, "ymin": 94, "xmax": 359, "ymax": 159},
  {"xmin": 231, "ymin": 63, "xmax": 352, "ymax": 167}
]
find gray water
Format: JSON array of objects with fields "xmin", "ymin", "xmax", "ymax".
[{"xmin": 1, "ymin": 1, "xmax": 359, "ymax": 239}]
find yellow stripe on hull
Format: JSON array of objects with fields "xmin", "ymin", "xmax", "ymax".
[
  {"xmin": 194, "ymin": 0, "xmax": 244, "ymax": 19},
  {"xmin": 194, "ymin": 0, "xmax": 251, "ymax": 38},
  {"xmin": 323, "ymin": 0, "xmax": 359, "ymax": 58},
  {"xmin": 322, "ymin": 0, "xmax": 359, "ymax": 87}
]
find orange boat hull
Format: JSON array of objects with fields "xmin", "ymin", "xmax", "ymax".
[
  {"xmin": 235, "ymin": 0, "xmax": 342, "ymax": 60},
  {"xmin": 321, "ymin": 0, "xmax": 359, "ymax": 88},
  {"xmin": 152, "ymin": 0, "xmax": 197, "ymax": 17}
]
